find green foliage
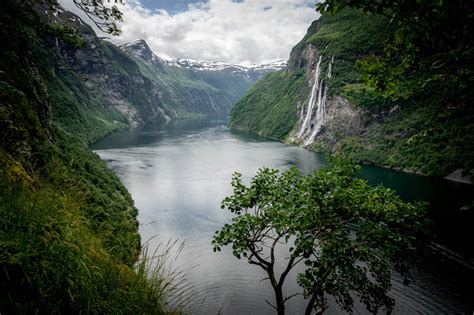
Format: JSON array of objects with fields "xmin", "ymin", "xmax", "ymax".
[
  {"xmin": 230, "ymin": 69, "xmax": 306, "ymax": 139},
  {"xmin": 340, "ymin": 84, "xmax": 396, "ymax": 111},
  {"xmin": 338, "ymin": 104, "xmax": 474, "ymax": 177},
  {"xmin": 305, "ymin": 8, "xmax": 391, "ymax": 101},
  {"xmin": 0, "ymin": 174, "xmax": 182, "ymax": 314},
  {"xmin": 0, "ymin": 1, "xmax": 179, "ymax": 313},
  {"xmin": 317, "ymin": 0, "xmax": 474, "ymax": 104},
  {"xmin": 213, "ymin": 157, "xmax": 431, "ymax": 314}
]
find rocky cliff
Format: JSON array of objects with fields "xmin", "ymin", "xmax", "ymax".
[
  {"xmin": 121, "ymin": 39, "xmax": 286, "ymax": 120},
  {"xmin": 230, "ymin": 9, "xmax": 474, "ymax": 179}
]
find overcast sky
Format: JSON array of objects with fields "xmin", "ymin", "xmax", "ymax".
[{"xmin": 60, "ymin": 0, "xmax": 319, "ymax": 65}]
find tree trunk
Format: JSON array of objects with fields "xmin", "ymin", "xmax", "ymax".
[
  {"xmin": 305, "ymin": 291, "xmax": 325, "ymax": 315},
  {"xmin": 275, "ymin": 285, "xmax": 285, "ymax": 315}
]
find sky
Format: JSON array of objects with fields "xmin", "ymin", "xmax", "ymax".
[{"xmin": 59, "ymin": 0, "xmax": 319, "ymax": 65}]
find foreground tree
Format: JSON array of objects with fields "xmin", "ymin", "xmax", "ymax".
[{"xmin": 212, "ymin": 157, "xmax": 431, "ymax": 314}]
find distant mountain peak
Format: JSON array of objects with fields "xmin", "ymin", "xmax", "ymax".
[
  {"xmin": 121, "ymin": 39, "xmax": 159, "ymax": 62},
  {"xmin": 166, "ymin": 58, "xmax": 287, "ymax": 72},
  {"xmin": 121, "ymin": 39, "xmax": 287, "ymax": 73}
]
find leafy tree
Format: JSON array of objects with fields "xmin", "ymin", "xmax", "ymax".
[
  {"xmin": 212, "ymin": 157, "xmax": 431, "ymax": 314},
  {"xmin": 71, "ymin": 0, "xmax": 123, "ymax": 35},
  {"xmin": 1, "ymin": 0, "xmax": 123, "ymax": 36},
  {"xmin": 316, "ymin": 0, "xmax": 474, "ymax": 105}
]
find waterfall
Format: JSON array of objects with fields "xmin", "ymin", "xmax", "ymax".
[
  {"xmin": 305, "ymin": 80, "xmax": 326, "ymax": 145},
  {"xmin": 328, "ymin": 55, "xmax": 334, "ymax": 79},
  {"xmin": 297, "ymin": 55, "xmax": 323, "ymax": 138},
  {"xmin": 304, "ymin": 56, "xmax": 334, "ymax": 146}
]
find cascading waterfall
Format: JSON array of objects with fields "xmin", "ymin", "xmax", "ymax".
[
  {"xmin": 305, "ymin": 56, "xmax": 334, "ymax": 145},
  {"xmin": 297, "ymin": 55, "xmax": 323, "ymax": 138}
]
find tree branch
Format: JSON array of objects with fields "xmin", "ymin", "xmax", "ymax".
[
  {"xmin": 248, "ymin": 243, "xmax": 271, "ymax": 268},
  {"xmin": 278, "ymin": 255, "xmax": 296, "ymax": 288},
  {"xmin": 284, "ymin": 292, "xmax": 300, "ymax": 302},
  {"xmin": 265, "ymin": 299, "xmax": 277, "ymax": 311}
]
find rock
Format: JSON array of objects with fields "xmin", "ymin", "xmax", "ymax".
[
  {"xmin": 444, "ymin": 169, "xmax": 472, "ymax": 184},
  {"xmin": 322, "ymin": 96, "xmax": 364, "ymax": 142}
]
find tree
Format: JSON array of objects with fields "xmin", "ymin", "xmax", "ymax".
[
  {"xmin": 316, "ymin": 0, "xmax": 474, "ymax": 105},
  {"xmin": 2, "ymin": 0, "xmax": 123, "ymax": 36},
  {"xmin": 212, "ymin": 157, "xmax": 431, "ymax": 314},
  {"xmin": 71, "ymin": 0, "xmax": 123, "ymax": 35}
]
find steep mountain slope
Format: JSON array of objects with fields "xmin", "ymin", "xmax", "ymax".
[
  {"xmin": 120, "ymin": 40, "xmax": 231, "ymax": 119},
  {"xmin": 230, "ymin": 9, "xmax": 474, "ymax": 179},
  {"xmin": 121, "ymin": 40, "xmax": 286, "ymax": 119},
  {"xmin": 1, "ymin": 4, "xmax": 164, "ymax": 313}
]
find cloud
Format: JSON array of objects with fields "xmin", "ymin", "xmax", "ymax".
[{"xmin": 60, "ymin": 0, "xmax": 319, "ymax": 64}]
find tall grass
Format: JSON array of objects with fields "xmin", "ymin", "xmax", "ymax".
[
  {"xmin": 135, "ymin": 238, "xmax": 187, "ymax": 312},
  {"xmin": 0, "ymin": 173, "xmax": 185, "ymax": 314}
]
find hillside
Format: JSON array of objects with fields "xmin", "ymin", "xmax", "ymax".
[
  {"xmin": 120, "ymin": 40, "xmax": 285, "ymax": 121},
  {"xmin": 0, "ymin": 3, "xmax": 171, "ymax": 313},
  {"xmin": 230, "ymin": 8, "xmax": 474, "ymax": 180}
]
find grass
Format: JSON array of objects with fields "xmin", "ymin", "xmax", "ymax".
[{"xmin": 0, "ymin": 167, "xmax": 186, "ymax": 314}]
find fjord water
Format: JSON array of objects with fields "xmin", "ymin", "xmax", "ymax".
[{"xmin": 93, "ymin": 119, "xmax": 474, "ymax": 314}]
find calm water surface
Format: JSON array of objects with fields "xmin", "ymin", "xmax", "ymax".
[{"xmin": 93, "ymin": 119, "xmax": 474, "ymax": 314}]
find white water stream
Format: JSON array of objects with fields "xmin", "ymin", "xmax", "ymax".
[
  {"xmin": 298, "ymin": 55, "xmax": 323, "ymax": 138},
  {"xmin": 305, "ymin": 56, "xmax": 334, "ymax": 145}
]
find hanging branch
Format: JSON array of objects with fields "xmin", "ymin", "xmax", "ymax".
[{"xmin": 72, "ymin": 0, "xmax": 123, "ymax": 35}]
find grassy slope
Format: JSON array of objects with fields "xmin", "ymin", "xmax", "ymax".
[
  {"xmin": 0, "ymin": 5, "xmax": 170, "ymax": 313},
  {"xmin": 230, "ymin": 9, "xmax": 474, "ymax": 177},
  {"xmin": 230, "ymin": 69, "xmax": 306, "ymax": 139}
]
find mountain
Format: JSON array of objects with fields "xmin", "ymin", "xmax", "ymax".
[
  {"xmin": 119, "ymin": 39, "xmax": 234, "ymax": 120},
  {"xmin": 230, "ymin": 8, "xmax": 474, "ymax": 180},
  {"xmin": 120, "ymin": 40, "xmax": 286, "ymax": 119},
  {"xmin": 40, "ymin": 8, "xmax": 283, "ymax": 144},
  {"xmin": 0, "ymin": 2, "xmax": 157, "ymax": 312},
  {"xmin": 166, "ymin": 58, "xmax": 286, "ymax": 79}
]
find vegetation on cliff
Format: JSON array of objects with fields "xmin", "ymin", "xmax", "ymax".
[
  {"xmin": 230, "ymin": 5, "xmax": 474, "ymax": 178},
  {"xmin": 0, "ymin": 1, "xmax": 174, "ymax": 312}
]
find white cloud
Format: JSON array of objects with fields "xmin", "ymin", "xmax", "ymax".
[{"xmin": 60, "ymin": 0, "xmax": 319, "ymax": 64}]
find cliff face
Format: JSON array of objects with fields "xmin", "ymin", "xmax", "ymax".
[
  {"xmin": 230, "ymin": 8, "xmax": 474, "ymax": 178},
  {"xmin": 119, "ymin": 39, "xmax": 232, "ymax": 120}
]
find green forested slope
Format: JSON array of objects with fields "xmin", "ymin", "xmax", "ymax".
[
  {"xmin": 230, "ymin": 69, "xmax": 305, "ymax": 139},
  {"xmin": 0, "ymin": 2, "xmax": 169, "ymax": 312},
  {"xmin": 230, "ymin": 9, "xmax": 389, "ymax": 138}
]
